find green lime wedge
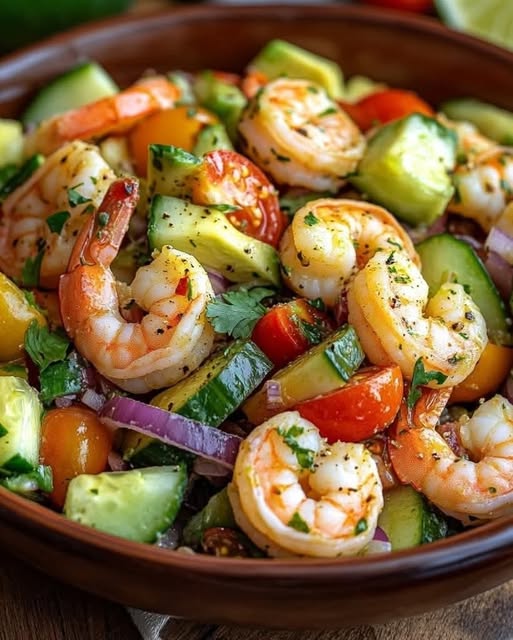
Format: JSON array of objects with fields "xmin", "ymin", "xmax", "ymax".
[{"xmin": 436, "ymin": 0, "xmax": 513, "ymax": 51}]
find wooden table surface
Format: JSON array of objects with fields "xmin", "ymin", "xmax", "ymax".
[
  {"xmin": 2, "ymin": 552, "xmax": 513, "ymax": 640},
  {"xmin": 2, "ymin": 1, "xmax": 512, "ymax": 639}
]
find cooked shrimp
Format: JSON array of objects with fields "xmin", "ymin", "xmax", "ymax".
[
  {"xmin": 228, "ymin": 411, "xmax": 383, "ymax": 558},
  {"xmin": 347, "ymin": 249, "xmax": 487, "ymax": 386},
  {"xmin": 238, "ymin": 78, "xmax": 365, "ymax": 191},
  {"xmin": 279, "ymin": 198, "xmax": 419, "ymax": 306},
  {"xmin": 389, "ymin": 390, "xmax": 513, "ymax": 520},
  {"xmin": 59, "ymin": 177, "xmax": 215, "ymax": 394},
  {"xmin": 24, "ymin": 76, "xmax": 180, "ymax": 156},
  {"xmin": 0, "ymin": 140, "xmax": 115, "ymax": 288},
  {"xmin": 448, "ymin": 147, "xmax": 513, "ymax": 232}
]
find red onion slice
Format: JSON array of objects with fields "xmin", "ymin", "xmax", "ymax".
[
  {"xmin": 206, "ymin": 269, "xmax": 230, "ymax": 295},
  {"xmin": 264, "ymin": 379, "xmax": 285, "ymax": 410},
  {"xmin": 484, "ymin": 250, "xmax": 513, "ymax": 300},
  {"xmin": 99, "ymin": 397, "xmax": 242, "ymax": 469},
  {"xmin": 107, "ymin": 451, "xmax": 129, "ymax": 472},
  {"xmin": 486, "ymin": 224, "xmax": 513, "ymax": 265},
  {"xmin": 362, "ymin": 527, "xmax": 392, "ymax": 555},
  {"xmin": 80, "ymin": 388, "xmax": 106, "ymax": 412}
]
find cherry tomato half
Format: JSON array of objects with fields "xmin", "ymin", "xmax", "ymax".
[
  {"xmin": 251, "ymin": 298, "xmax": 335, "ymax": 369},
  {"xmin": 295, "ymin": 365, "xmax": 403, "ymax": 443},
  {"xmin": 40, "ymin": 405, "xmax": 112, "ymax": 509},
  {"xmin": 129, "ymin": 105, "xmax": 218, "ymax": 177},
  {"xmin": 339, "ymin": 88, "xmax": 434, "ymax": 132},
  {"xmin": 192, "ymin": 149, "xmax": 288, "ymax": 247},
  {"xmin": 360, "ymin": 0, "xmax": 432, "ymax": 12}
]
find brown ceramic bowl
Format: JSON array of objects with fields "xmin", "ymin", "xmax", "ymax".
[{"xmin": 1, "ymin": 4, "xmax": 513, "ymax": 630}]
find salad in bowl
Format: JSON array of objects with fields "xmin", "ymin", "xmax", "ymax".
[{"xmin": 1, "ymin": 35, "xmax": 513, "ymax": 562}]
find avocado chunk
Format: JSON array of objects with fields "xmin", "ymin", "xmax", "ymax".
[
  {"xmin": 0, "ymin": 119, "xmax": 23, "ymax": 168},
  {"xmin": 441, "ymin": 98, "xmax": 513, "ymax": 146},
  {"xmin": 194, "ymin": 71, "xmax": 247, "ymax": 142},
  {"xmin": 350, "ymin": 114, "xmax": 457, "ymax": 226},
  {"xmin": 247, "ymin": 39, "xmax": 344, "ymax": 99},
  {"xmin": 64, "ymin": 465, "xmax": 187, "ymax": 543},
  {"xmin": 148, "ymin": 194, "xmax": 281, "ymax": 286}
]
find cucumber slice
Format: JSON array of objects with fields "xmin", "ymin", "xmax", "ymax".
[
  {"xmin": 0, "ymin": 377, "xmax": 41, "ymax": 473},
  {"xmin": 378, "ymin": 485, "xmax": 448, "ymax": 551},
  {"xmin": 243, "ymin": 324, "xmax": 364, "ymax": 425},
  {"xmin": 148, "ymin": 195, "xmax": 281, "ymax": 286},
  {"xmin": 22, "ymin": 61, "xmax": 118, "ymax": 126},
  {"xmin": 152, "ymin": 339, "xmax": 273, "ymax": 425},
  {"xmin": 416, "ymin": 233, "xmax": 510, "ymax": 344},
  {"xmin": 193, "ymin": 124, "xmax": 234, "ymax": 156},
  {"xmin": 350, "ymin": 114, "xmax": 457, "ymax": 226},
  {"xmin": 183, "ymin": 487, "xmax": 236, "ymax": 546},
  {"xmin": 122, "ymin": 435, "xmax": 194, "ymax": 468},
  {"xmin": 64, "ymin": 465, "xmax": 187, "ymax": 543},
  {"xmin": 441, "ymin": 98, "xmax": 513, "ymax": 146}
]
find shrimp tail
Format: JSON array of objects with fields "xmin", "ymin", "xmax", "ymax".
[{"xmin": 66, "ymin": 177, "xmax": 139, "ymax": 271}]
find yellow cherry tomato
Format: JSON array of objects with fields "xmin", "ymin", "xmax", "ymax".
[
  {"xmin": 0, "ymin": 273, "xmax": 46, "ymax": 361},
  {"xmin": 128, "ymin": 105, "xmax": 218, "ymax": 176},
  {"xmin": 450, "ymin": 342, "xmax": 513, "ymax": 404}
]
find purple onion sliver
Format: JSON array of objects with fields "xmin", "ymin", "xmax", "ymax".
[
  {"xmin": 80, "ymin": 388, "xmax": 106, "ymax": 412},
  {"xmin": 207, "ymin": 269, "xmax": 230, "ymax": 295},
  {"xmin": 193, "ymin": 457, "xmax": 231, "ymax": 478},
  {"xmin": 372, "ymin": 526, "xmax": 389, "ymax": 543},
  {"xmin": 484, "ymin": 250, "xmax": 513, "ymax": 300},
  {"xmin": 99, "ymin": 397, "xmax": 242, "ymax": 469},
  {"xmin": 486, "ymin": 226, "xmax": 513, "ymax": 264},
  {"xmin": 108, "ymin": 450, "xmax": 129, "ymax": 472},
  {"xmin": 264, "ymin": 379, "xmax": 284, "ymax": 410},
  {"xmin": 54, "ymin": 395, "xmax": 75, "ymax": 408}
]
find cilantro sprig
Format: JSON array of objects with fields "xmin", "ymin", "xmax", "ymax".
[
  {"xmin": 277, "ymin": 424, "xmax": 315, "ymax": 470},
  {"xmin": 407, "ymin": 357, "xmax": 448, "ymax": 409},
  {"xmin": 206, "ymin": 286, "xmax": 275, "ymax": 339}
]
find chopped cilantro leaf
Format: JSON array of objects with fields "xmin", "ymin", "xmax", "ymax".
[
  {"xmin": 295, "ymin": 317, "xmax": 325, "ymax": 346},
  {"xmin": 407, "ymin": 357, "xmax": 448, "ymax": 409},
  {"xmin": 68, "ymin": 185, "xmax": 91, "ymax": 207},
  {"xmin": 277, "ymin": 424, "xmax": 315, "ymax": 470},
  {"xmin": 288, "ymin": 512, "xmax": 310, "ymax": 533},
  {"xmin": 46, "ymin": 210, "xmax": 70, "ymax": 234},
  {"xmin": 24, "ymin": 321, "xmax": 70, "ymax": 371},
  {"xmin": 21, "ymin": 247, "xmax": 45, "ymax": 287},
  {"xmin": 209, "ymin": 204, "xmax": 241, "ymax": 213},
  {"xmin": 304, "ymin": 211, "xmax": 319, "ymax": 226},
  {"xmin": 206, "ymin": 287, "xmax": 275, "ymax": 339},
  {"xmin": 39, "ymin": 354, "xmax": 85, "ymax": 405},
  {"xmin": 0, "ymin": 423, "xmax": 8, "ymax": 438},
  {"xmin": 355, "ymin": 518, "xmax": 368, "ymax": 535}
]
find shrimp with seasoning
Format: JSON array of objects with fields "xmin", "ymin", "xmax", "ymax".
[
  {"xmin": 347, "ymin": 248, "xmax": 487, "ymax": 387},
  {"xmin": 228, "ymin": 411, "xmax": 383, "ymax": 558},
  {"xmin": 24, "ymin": 76, "xmax": 180, "ymax": 157},
  {"xmin": 389, "ymin": 390, "xmax": 513, "ymax": 521},
  {"xmin": 238, "ymin": 78, "xmax": 365, "ymax": 191},
  {"xmin": 59, "ymin": 177, "xmax": 215, "ymax": 394},
  {"xmin": 279, "ymin": 198, "xmax": 419, "ymax": 306},
  {"xmin": 0, "ymin": 140, "xmax": 115, "ymax": 288}
]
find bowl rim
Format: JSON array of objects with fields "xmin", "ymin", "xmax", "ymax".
[{"xmin": 1, "ymin": 2, "xmax": 513, "ymax": 580}]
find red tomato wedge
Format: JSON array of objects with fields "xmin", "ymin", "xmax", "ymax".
[
  {"xmin": 360, "ymin": 0, "xmax": 432, "ymax": 12},
  {"xmin": 294, "ymin": 365, "xmax": 403, "ymax": 443},
  {"xmin": 40, "ymin": 405, "xmax": 113, "ymax": 508},
  {"xmin": 192, "ymin": 149, "xmax": 288, "ymax": 247},
  {"xmin": 339, "ymin": 89, "xmax": 434, "ymax": 132},
  {"xmin": 251, "ymin": 298, "xmax": 335, "ymax": 369}
]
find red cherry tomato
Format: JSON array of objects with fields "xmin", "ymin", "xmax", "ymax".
[
  {"xmin": 339, "ymin": 88, "xmax": 434, "ymax": 132},
  {"xmin": 40, "ymin": 405, "xmax": 112, "ymax": 509},
  {"xmin": 360, "ymin": 0, "xmax": 432, "ymax": 12},
  {"xmin": 294, "ymin": 365, "xmax": 403, "ymax": 443},
  {"xmin": 251, "ymin": 298, "xmax": 335, "ymax": 369},
  {"xmin": 191, "ymin": 149, "xmax": 288, "ymax": 247}
]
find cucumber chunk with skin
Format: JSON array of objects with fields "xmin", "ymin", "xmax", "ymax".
[
  {"xmin": 243, "ymin": 324, "xmax": 365, "ymax": 425},
  {"xmin": 442, "ymin": 98, "xmax": 513, "ymax": 146},
  {"xmin": 147, "ymin": 144, "xmax": 201, "ymax": 200},
  {"xmin": 64, "ymin": 465, "xmax": 187, "ymax": 543},
  {"xmin": 378, "ymin": 485, "xmax": 448, "ymax": 550},
  {"xmin": 350, "ymin": 114, "xmax": 457, "ymax": 226},
  {"xmin": 148, "ymin": 195, "xmax": 281, "ymax": 286},
  {"xmin": 0, "ymin": 377, "xmax": 41, "ymax": 473},
  {"xmin": 248, "ymin": 39, "xmax": 344, "ymax": 99},
  {"xmin": 124, "ymin": 340, "xmax": 272, "ymax": 464},
  {"xmin": 193, "ymin": 123, "xmax": 234, "ymax": 155},
  {"xmin": 183, "ymin": 487, "xmax": 236, "ymax": 546},
  {"xmin": 22, "ymin": 61, "xmax": 118, "ymax": 126},
  {"xmin": 416, "ymin": 233, "xmax": 510, "ymax": 344},
  {"xmin": 152, "ymin": 339, "xmax": 273, "ymax": 425}
]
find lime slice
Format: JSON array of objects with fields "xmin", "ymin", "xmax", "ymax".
[{"xmin": 435, "ymin": 0, "xmax": 513, "ymax": 51}]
